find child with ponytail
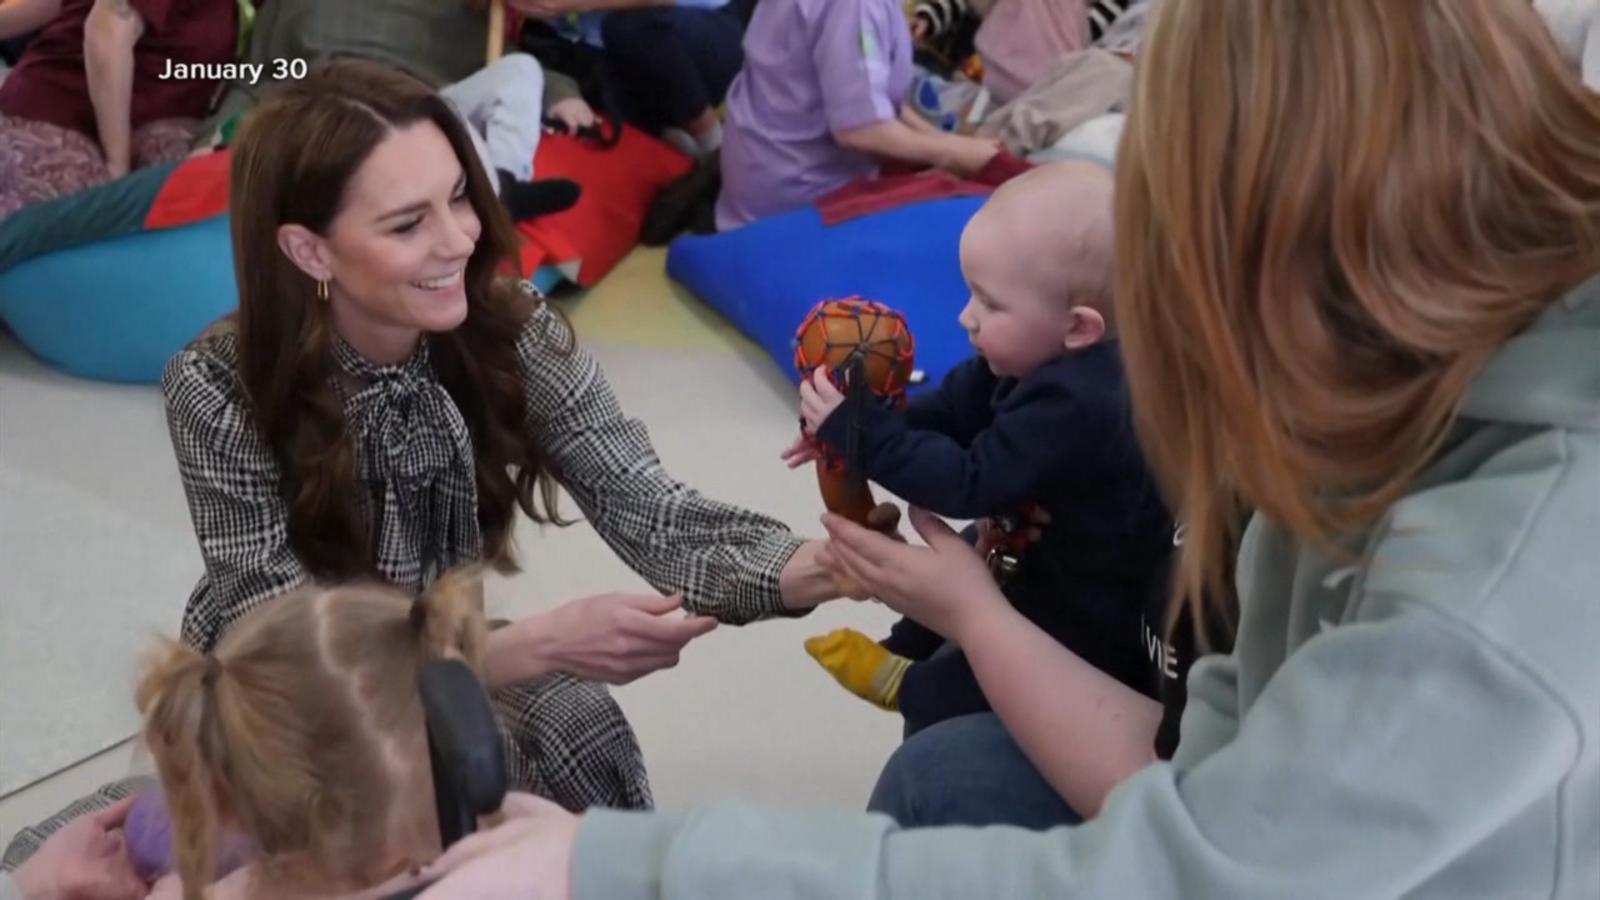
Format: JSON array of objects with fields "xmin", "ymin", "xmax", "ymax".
[{"xmin": 130, "ymin": 568, "xmax": 491, "ymax": 900}]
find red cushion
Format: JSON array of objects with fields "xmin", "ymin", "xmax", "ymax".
[
  {"xmin": 144, "ymin": 149, "xmax": 232, "ymax": 230},
  {"xmin": 141, "ymin": 126, "xmax": 692, "ymax": 289},
  {"xmin": 514, "ymin": 126, "xmax": 691, "ymax": 286}
]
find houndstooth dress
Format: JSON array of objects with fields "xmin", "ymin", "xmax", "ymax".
[{"xmin": 3, "ymin": 290, "xmax": 805, "ymax": 867}]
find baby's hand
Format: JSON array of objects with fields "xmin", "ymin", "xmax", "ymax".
[
  {"xmin": 781, "ymin": 433, "xmax": 821, "ymax": 469},
  {"xmin": 799, "ymin": 367, "xmax": 847, "ymax": 435}
]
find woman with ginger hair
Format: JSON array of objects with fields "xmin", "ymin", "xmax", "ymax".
[{"xmin": 415, "ymin": 0, "xmax": 1600, "ymax": 896}]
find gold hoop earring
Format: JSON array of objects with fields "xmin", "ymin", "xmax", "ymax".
[{"xmin": 317, "ymin": 280, "xmax": 329, "ymax": 303}]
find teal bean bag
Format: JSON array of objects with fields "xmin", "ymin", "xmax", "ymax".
[{"xmin": 0, "ymin": 215, "xmax": 237, "ymax": 384}]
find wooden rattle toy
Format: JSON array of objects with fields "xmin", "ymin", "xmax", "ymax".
[{"xmin": 792, "ymin": 297, "xmax": 917, "ymax": 525}]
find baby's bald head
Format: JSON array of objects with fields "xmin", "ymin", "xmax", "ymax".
[
  {"xmin": 957, "ymin": 161, "xmax": 1118, "ymax": 377},
  {"xmin": 964, "ymin": 160, "xmax": 1117, "ymax": 323}
]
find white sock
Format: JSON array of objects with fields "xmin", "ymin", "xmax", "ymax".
[{"xmin": 694, "ymin": 121, "xmax": 723, "ymax": 154}]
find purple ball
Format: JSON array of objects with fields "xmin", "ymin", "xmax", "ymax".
[
  {"xmin": 124, "ymin": 788, "xmax": 259, "ymax": 883},
  {"xmin": 125, "ymin": 790, "xmax": 175, "ymax": 883}
]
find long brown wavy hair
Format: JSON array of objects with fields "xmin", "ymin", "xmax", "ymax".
[
  {"xmin": 137, "ymin": 569, "xmax": 489, "ymax": 899},
  {"xmin": 1115, "ymin": 0, "xmax": 1600, "ymax": 638},
  {"xmin": 227, "ymin": 59, "xmax": 569, "ymax": 581}
]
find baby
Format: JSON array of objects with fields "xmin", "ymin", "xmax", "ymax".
[{"xmin": 791, "ymin": 160, "xmax": 1174, "ymax": 732}]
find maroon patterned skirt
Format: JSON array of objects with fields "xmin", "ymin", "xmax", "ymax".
[{"xmin": 0, "ymin": 69, "xmax": 200, "ymax": 221}]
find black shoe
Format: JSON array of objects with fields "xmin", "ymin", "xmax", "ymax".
[
  {"xmin": 497, "ymin": 170, "xmax": 582, "ymax": 222},
  {"xmin": 640, "ymin": 149, "xmax": 721, "ymax": 246}
]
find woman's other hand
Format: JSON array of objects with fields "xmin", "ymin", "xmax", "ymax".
[{"xmin": 493, "ymin": 593, "xmax": 718, "ymax": 687}]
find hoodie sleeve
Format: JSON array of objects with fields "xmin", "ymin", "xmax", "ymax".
[{"xmin": 572, "ymin": 599, "xmax": 1579, "ymax": 899}]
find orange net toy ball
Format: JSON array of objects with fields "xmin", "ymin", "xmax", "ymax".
[
  {"xmin": 792, "ymin": 297, "xmax": 916, "ymax": 404},
  {"xmin": 792, "ymin": 297, "xmax": 917, "ymax": 525}
]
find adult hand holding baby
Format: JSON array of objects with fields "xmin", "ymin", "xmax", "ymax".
[{"xmin": 821, "ymin": 506, "xmax": 1008, "ymax": 642}]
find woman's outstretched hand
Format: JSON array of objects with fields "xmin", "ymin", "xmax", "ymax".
[
  {"xmin": 492, "ymin": 593, "xmax": 717, "ymax": 687},
  {"xmin": 821, "ymin": 506, "xmax": 1007, "ymax": 641},
  {"xmin": 545, "ymin": 593, "xmax": 718, "ymax": 684}
]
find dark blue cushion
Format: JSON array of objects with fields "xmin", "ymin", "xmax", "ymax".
[{"xmin": 666, "ymin": 196, "xmax": 984, "ymax": 393}]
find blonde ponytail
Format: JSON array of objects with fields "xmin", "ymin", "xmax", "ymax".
[
  {"xmin": 415, "ymin": 566, "xmax": 489, "ymax": 677},
  {"xmin": 129, "ymin": 575, "xmax": 495, "ymax": 899},
  {"xmin": 135, "ymin": 642, "xmax": 225, "ymax": 900}
]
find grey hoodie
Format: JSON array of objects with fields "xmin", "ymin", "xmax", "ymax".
[{"xmin": 572, "ymin": 272, "xmax": 1600, "ymax": 899}]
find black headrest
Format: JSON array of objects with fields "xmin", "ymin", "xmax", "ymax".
[{"xmin": 381, "ymin": 658, "xmax": 506, "ymax": 899}]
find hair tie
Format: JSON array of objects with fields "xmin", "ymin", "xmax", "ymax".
[
  {"xmin": 201, "ymin": 655, "xmax": 223, "ymax": 688},
  {"xmin": 409, "ymin": 597, "xmax": 428, "ymax": 632}
]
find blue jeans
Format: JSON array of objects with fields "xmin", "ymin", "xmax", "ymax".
[{"xmin": 867, "ymin": 712, "xmax": 1083, "ymax": 829}]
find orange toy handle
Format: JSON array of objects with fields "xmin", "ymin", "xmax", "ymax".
[{"xmin": 816, "ymin": 464, "xmax": 878, "ymax": 526}]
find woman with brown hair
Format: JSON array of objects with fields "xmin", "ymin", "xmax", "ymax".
[
  {"xmin": 1, "ymin": 54, "xmax": 879, "ymax": 884},
  {"xmin": 414, "ymin": 0, "xmax": 1600, "ymax": 896},
  {"xmin": 149, "ymin": 55, "xmax": 866, "ymax": 814}
]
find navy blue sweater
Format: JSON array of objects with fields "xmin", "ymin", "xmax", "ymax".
[{"xmin": 817, "ymin": 344, "xmax": 1174, "ymax": 694}]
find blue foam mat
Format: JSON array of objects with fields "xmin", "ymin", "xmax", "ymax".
[{"xmin": 667, "ymin": 196, "xmax": 985, "ymax": 392}]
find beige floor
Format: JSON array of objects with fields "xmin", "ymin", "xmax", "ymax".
[{"xmin": 0, "ymin": 248, "xmax": 909, "ymax": 842}]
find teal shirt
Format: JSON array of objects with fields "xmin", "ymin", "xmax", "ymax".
[{"xmin": 572, "ymin": 274, "xmax": 1600, "ymax": 898}]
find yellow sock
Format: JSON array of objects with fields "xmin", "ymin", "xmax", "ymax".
[{"xmin": 804, "ymin": 628, "xmax": 911, "ymax": 712}]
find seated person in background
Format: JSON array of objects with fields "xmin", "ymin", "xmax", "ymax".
[
  {"xmin": 135, "ymin": 569, "xmax": 494, "ymax": 900},
  {"xmin": 789, "ymin": 161, "xmax": 1173, "ymax": 735},
  {"xmin": 509, "ymin": 0, "xmax": 753, "ymax": 161},
  {"xmin": 0, "ymin": 0, "xmax": 237, "ymax": 220},
  {"xmin": 195, "ymin": 0, "xmax": 592, "ymax": 225},
  {"xmin": 193, "ymin": 0, "xmax": 488, "ymax": 149},
  {"xmin": 715, "ymin": 0, "xmax": 1001, "ymax": 230},
  {"xmin": 439, "ymin": 47, "xmax": 591, "ymax": 222},
  {"xmin": 907, "ymin": 0, "xmax": 1144, "ymax": 134}
]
